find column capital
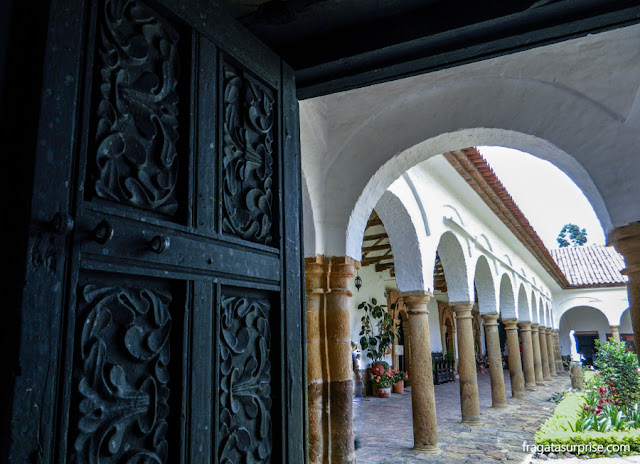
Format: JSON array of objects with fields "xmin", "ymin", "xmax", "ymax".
[
  {"xmin": 502, "ymin": 318, "xmax": 518, "ymax": 330},
  {"xmin": 450, "ymin": 302, "xmax": 474, "ymax": 319},
  {"xmin": 608, "ymin": 222, "xmax": 640, "ymax": 275},
  {"xmin": 531, "ymin": 323, "xmax": 540, "ymax": 332},
  {"xmin": 327, "ymin": 256, "xmax": 356, "ymax": 296},
  {"xmin": 399, "ymin": 290, "xmax": 433, "ymax": 315},
  {"xmin": 610, "ymin": 324, "xmax": 620, "ymax": 330},
  {"xmin": 518, "ymin": 321, "xmax": 532, "ymax": 331},
  {"xmin": 482, "ymin": 313, "xmax": 500, "ymax": 326}
]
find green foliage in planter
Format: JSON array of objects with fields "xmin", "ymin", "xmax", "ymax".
[
  {"xmin": 593, "ymin": 339, "xmax": 640, "ymax": 410},
  {"xmin": 358, "ymin": 298, "xmax": 397, "ymax": 364},
  {"xmin": 536, "ymin": 391, "xmax": 640, "ymax": 456}
]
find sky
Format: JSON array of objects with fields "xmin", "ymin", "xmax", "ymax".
[{"xmin": 478, "ymin": 146, "xmax": 605, "ymax": 250}]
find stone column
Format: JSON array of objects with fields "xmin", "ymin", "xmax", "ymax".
[
  {"xmin": 482, "ymin": 314, "xmax": 507, "ymax": 407},
  {"xmin": 545, "ymin": 328, "xmax": 557, "ymax": 377},
  {"xmin": 452, "ymin": 302, "xmax": 481, "ymax": 424},
  {"xmin": 610, "ymin": 325, "xmax": 621, "ymax": 343},
  {"xmin": 531, "ymin": 324, "xmax": 545, "ymax": 386},
  {"xmin": 440, "ymin": 324, "xmax": 447, "ymax": 355},
  {"xmin": 503, "ymin": 319, "xmax": 525, "ymax": 399},
  {"xmin": 305, "ymin": 256, "xmax": 328, "ymax": 464},
  {"xmin": 553, "ymin": 330, "xmax": 563, "ymax": 374},
  {"xmin": 518, "ymin": 322, "xmax": 537, "ymax": 391},
  {"xmin": 539, "ymin": 326, "xmax": 551, "ymax": 381},
  {"xmin": 609, "ymin": 222, "xmax": 640, "ymax": 364},
  {"xmin": 326, "ymin": 256, "xmax": 356, "ymax": 464},
  {"xmin": 402, "ymin": 317, "xmax": 412, "ymax": 387},
  {"xmin": 400, "ymin": 291, "xmax": 440, "ymax": 453}
]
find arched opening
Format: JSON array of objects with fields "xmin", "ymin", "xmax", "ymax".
[{"xmin": 559, "ymin": 306, "xmax": 611, "ymax": 365}]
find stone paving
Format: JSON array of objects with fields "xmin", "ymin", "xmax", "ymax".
[{"xmin": 354, "ymin": 371, "xmax": 571, "ymax": 463}]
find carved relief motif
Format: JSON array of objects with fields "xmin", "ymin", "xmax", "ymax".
[
  {"xmin": 219, "ymin": 295, "xmax": 272, "ymax": 462},
  {"xmin": 222, "ymin": 64, "xmax": 275, "ymax": 245},
  {"xmin": 93, "ymin": 0, "xmax": 181, "ymax": 215},
  {"xmin": 72, "ymin": 283, "xmax": 173, "ymax": 463}
]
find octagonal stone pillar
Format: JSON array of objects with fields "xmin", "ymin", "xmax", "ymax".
[
  {"xmin": 400, "ymin": 291, "xmax": 440, "ymax": 453},
  {"xmin": 531, "ymin": 324, "xmax": 545, "ymax": 386},
  {"xmin": 553, "ymin": 329, "xmax": 563, "ymax": 374},
  {"xmin": 482, "ymin": 314, "xmax": 507, "ymax": 408},
  {"xmin": 518, "ymin": 322, "xmax": 537, "ymax": 391},
  {"xmin": 545, "ymin": 328, "xmax": 557, "ymax": 377},
  {"xmin": 539, "ymin": 326, "xmax": 551, "ymax": 381},
  {"xmin": 610, "ymin": 325, "xmax": 621, "ymax": 343},
  {"xmin": 503, "ymin": 319, "xmax": 525, "ymax": 399},
  {"xmin": 452, "ymin": 302, "xmax": 481, "ymax": 424},
  {"xmin": 326, "ymin": 256, "xmax": 356, "ymax": 464}
]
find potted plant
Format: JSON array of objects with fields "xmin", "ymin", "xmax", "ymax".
[
  {"xmin": 372, "ymin": 370, "xmax": 396, "ymax": 398},
  {"xmin": 358, "ymin": 298, "xmax": 398, "ymax": 375},
  {"xmin": 476, "ymin": 354, "xmax": 488, "ymax": 373},
  {"xmin": 392, "ymin": 369, "xmax": 408, "ymax": 394}
]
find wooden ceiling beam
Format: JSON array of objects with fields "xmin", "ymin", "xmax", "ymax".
[
  {"xmin": 362, "ymin": 243, "xmax": 392, "ymax": 253},
  {"xmin": 363, "ymin": 232, "xmax": 389, "ymax": 241}
]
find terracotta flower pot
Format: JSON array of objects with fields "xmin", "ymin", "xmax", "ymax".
[
  {"xmin": 378, "ymin": 387, "xmax": 391, "ymax": 398},
  {"xmin": 392, "ymin": 381, "xmax": 404, "ymax": 394},
  {"xmin": 371, "ymin": 362, "xmax": 385, "ymax": 376}
]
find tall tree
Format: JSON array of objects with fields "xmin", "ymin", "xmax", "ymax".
[{"xmin": 557, "ymin": 224, "xmax": 588, "ymax": 247}]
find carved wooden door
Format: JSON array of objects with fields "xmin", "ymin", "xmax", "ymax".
[{"xmin": 9, "ymin": 0, "xmax": 305, "ymax": 462}]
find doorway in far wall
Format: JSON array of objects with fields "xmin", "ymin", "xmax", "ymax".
[{"xmin": 575, "ymin": 332, "xmax": 599, "ymax": 365}]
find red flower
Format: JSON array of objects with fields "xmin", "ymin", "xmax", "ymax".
[
  {"xmin": 595, "ymin": 406, "xmax": 602, "ymax": 414},
  {"xmin": 583, "ymin": 405, "xmax": 590, "ymax": 411},
  {"xmin": 598, "ymin": 386, "xmax": 608, "ymax": 395}
]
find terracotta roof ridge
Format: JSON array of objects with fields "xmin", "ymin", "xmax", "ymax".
[{"xmin": 447, "ymin": 148, "xmax": 570, "ymax": 288}]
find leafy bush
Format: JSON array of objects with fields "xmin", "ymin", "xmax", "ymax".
[
  {"xmin": 593, "ymin": 339, "xmax": 640, "ymax": 410},
  {"xmin": 536, "ymin": 391, "xmax": 640, "ymax": 456},
  {"xmin": 358, "ymin": 298, "xmax": 397, "ymax": 363}
]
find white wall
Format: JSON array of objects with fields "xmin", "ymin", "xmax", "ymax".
[{"xmin": 552, "ymin": 286, "xmax": 630, "ymax": 328}]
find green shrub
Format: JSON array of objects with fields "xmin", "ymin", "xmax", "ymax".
[
  {"xmin": 593, "ymin": 339, "xmax": 640, "ymax": 410},
  {"xmin": 536, "ymin": 391, "xmax": 640, "ymax": 456}
]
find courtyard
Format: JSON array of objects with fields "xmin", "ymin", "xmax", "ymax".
[{"xmin": 355, "ymin": 371, "xmax": 568, "ymax": 463}]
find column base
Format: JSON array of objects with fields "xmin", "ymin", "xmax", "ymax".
[
  {"xmin": 413, "ymin": 445, "xmax": 441, "ymax": 454},
  {"xmin": 543, "ymin": 376, "xmax": 552, "ymax": 381},
  {"xmin": 492, "ymin": 403, "xmax": 508, "ymax": 408},
  {"xmin": 462, "ymin": 417, "xmax": 481, "ymax": 425},
  {"xmin": 536, "ymin": 381, "xmax": 546, "ymax": 386},
  {"xmin": 525, "ymin": 385, "xmax": 537, "ymax": 391},
  {"xmin": 513, "ymin": 393, "xmax": 526, "ymax": 399}
]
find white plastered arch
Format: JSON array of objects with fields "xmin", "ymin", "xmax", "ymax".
[
  {"xmin": 498, "ymin": 273, "xmax": 517, "ymax": 320},
  {"xmin": 375, "ymin": 189, "xmax": 432, "ymax": 292},
  {"xmin": 437, "ymin": 231, "xmax": 473, "ymax": 303},
  {"xmin": 339, "ymin": 127, "xmax": 611, "ymax": 260},
  {"xmin": 517, "ymin": 284, "xmax": 531, "ymax": 322},
  {"xmin": 474, "ymin": 255, "xmax": 497, "ymax": 315},
  {"xmin": 554, "ymin": 296, "xmax": 626, "ymax": 327}
]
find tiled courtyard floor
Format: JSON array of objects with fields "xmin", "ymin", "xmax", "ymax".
[{"xmin": 354, "ymin": 370, "xmax": 571, "ymax": 463}]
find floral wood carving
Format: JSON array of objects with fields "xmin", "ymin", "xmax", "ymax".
[
  {"xmin": 72, "ymin": 284, "xmax": 173, "ymax": 463},
  {"xmin": 93, "ymin": 0, "xmax": 181, "ymax": 215},
  {"xmin": 222, "ymin": 63, "xmax": 275, "ymax": 245},
  {"xmin": 219, "ymin": 295, "xmax": 272, "ymax": 463}
]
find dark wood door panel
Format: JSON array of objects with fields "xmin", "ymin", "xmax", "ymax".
[
  {"xmin": 65, "ymin": 272, "xmax": 187, "ymax": 464},
  {"xmin": 75, "ymin": 209, "xmax": 281, "ymax": 284},
  {"xmin": 216, "ymin": 285, "xmax": 280, "ymax": 464},
  {"xmin": 8, "ymin": 0, "xmax": 304, "ymax": 461}
]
